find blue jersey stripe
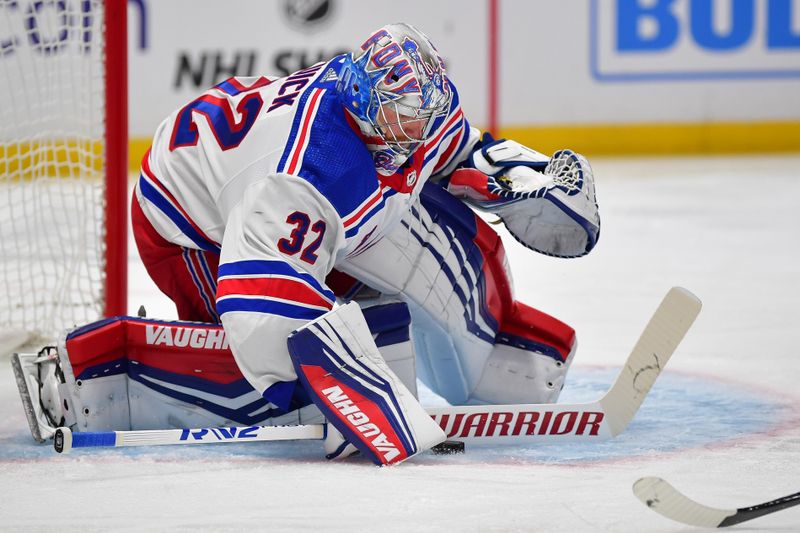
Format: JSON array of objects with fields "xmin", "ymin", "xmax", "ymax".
[
  {"xmin": 277, "ymin": 86, "xmax": 316, "ymax": 173},
  {"xmin": 217, "ymin": 297, "xmax": 327, "ymax": 320},
  {"xmin": 424, "ymin": 119, "xmax": 466, "ymax": 168},
  {"xmin": 138, "ymin": 176, "xmax": 221, "ymax": 253},
  {"xmin": 453, "ymin": 117, "xmax": 471, "ymax": 154},
  {"xmin": 197, "ymin": 252, "xmax": 218, "ymax": 293},
  {"xmin": 343, "ymin": 188, "xmax": 397, "ymax": 238},
  {"xmin": 269, "ymin": 58, "xmax": 384, "ymax": 221}
]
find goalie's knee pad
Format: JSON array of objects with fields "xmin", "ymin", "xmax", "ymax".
[
  {"xmin": 411, "ymin": 300, "xmax": 576, "ymax": 405},
  {"xmin": 469, "ymin": 302, "xmax": 576, "ymax": 405}
]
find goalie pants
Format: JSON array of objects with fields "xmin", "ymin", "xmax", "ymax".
[{"xmin": 131, "ymin": 195, "xmax": 221, "ymax": 324}]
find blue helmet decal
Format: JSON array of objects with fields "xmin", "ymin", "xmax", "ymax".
[
  {"xmin": 337, "ymin": 47, "xmax": 386, "ymax": 123},
  {"xmin": 338, "ymin": 23, "xmax": 452, "ymax": 162}
]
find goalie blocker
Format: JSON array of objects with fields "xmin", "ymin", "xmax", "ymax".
[{"xmin": 288, "ymin": 302, "xmax": 446, "ymax": 465}]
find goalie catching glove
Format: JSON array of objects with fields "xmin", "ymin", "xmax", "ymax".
[{"xmin": 447, "ymin": 134, "xmax": 600, "ymax": 258}]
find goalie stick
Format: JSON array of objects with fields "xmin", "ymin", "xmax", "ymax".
[
  {"xmin": 633, "ymin": 477, "xmax": 800, "ymax": 528},
  {"xmin": 52, "ymin": 286, "xmax": 701, "ymax": 453}
]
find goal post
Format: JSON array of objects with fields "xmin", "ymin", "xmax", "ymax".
[
  {"xmin": 0, "ymin": 0, "xmax": 128, "ymax": 351},
  {"xmin": 103, "ymin": 0, "xmax": 128, "ymax": 319}
]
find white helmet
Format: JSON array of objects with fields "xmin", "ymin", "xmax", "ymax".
[{"xmin": 337, "ymin": 23, "xmax": 452, "ymax": 162}]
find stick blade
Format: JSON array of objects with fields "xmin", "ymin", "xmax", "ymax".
[
  {"xmin": 600, "ymin": 287, "xmax": 702, "ymax": 436},
  {"xmin": 633, "ymin": 476, "xmax": 734, "ymax": 528}
]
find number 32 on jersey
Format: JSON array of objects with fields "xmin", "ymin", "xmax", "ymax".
[{"xmin": 278, "ymin": 211, "xmax": 326, "ymax": 265}]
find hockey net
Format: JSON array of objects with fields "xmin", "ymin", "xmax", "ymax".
[{"xmin": 0, "ymin": 0, "xmax": 127, "ymax": 354}]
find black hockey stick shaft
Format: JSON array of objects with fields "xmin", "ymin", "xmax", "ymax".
[{"xmin": 720, "ymin": 491, "xmax": 800, "ymax": 527}]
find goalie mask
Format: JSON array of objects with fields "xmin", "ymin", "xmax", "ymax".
[{"xmin": 338, "ymin": 23, "xmax": 452, "ymax": 166}]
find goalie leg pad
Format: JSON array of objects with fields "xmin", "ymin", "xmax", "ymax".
[
  {"xmin": 336, "ymin": 184, "xmax": 508, "ymax": 404},
  {"xmin": 131, "ymin": 194, "xmax": 221, "ymax": 323},
  {"xmin": 58, "ymin": 318, "xmax": 270, "ymax": 432},
  {"xmin": 337, "ymin": 183, "xmax": 577, "ymax": 405},
  {"xmin": 288, "ymin": 302, "xmax": 446, "ymax": 466},
  {"xmin": 14, "ymin": 302, "xmax": 419, "ymax": 441}
]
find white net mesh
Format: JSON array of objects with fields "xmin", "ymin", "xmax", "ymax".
[
  {"xmin": 544, "ymin": 150, "xmax": 585, "ymax": 195},
  {"xmin": 0, "ymin": 0, "xmax": 107, "ymax": 346}
]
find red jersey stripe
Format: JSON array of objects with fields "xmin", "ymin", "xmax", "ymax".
[
  {"xmin": 217, "ymin": 277, "xmax": 334, "ymax": 309},
  {"xmin": 287, "ymin": 88, "xmax": 324, "ymax": 174}
]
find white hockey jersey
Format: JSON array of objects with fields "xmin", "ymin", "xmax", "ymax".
[{"xmin": 135, "ymin": 56, "xmax": 479, "ymax": 411}]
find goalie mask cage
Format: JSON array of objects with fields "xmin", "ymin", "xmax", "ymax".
[{"xmin": 0, "ymin": 0, "xmax": 127, "ymax": 350}]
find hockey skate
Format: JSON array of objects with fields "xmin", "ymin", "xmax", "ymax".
[{"xmin": 11, "ymin": 347, "xmax": 75, "ymax": 443}]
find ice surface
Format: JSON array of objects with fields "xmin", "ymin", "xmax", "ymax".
[{"xmin": 1, "ymin": 156, "xmax": 798, "ymax": 532}]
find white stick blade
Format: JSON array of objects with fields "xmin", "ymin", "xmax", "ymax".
[
  {"xmin": 600, "ymin": 287, "xmax": 702, "ymax": 435},
  {"xmin": 633, "ymin": 477, "xmax": 735, "ymax": 528}
]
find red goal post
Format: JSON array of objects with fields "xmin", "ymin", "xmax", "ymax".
[
  {"xmin": 104, "ymin": 0, "xmax": 128, "ymax": 319},
  {"xmin": 0, "ymin": 0, "xmax": 127, "ymax": 351}
]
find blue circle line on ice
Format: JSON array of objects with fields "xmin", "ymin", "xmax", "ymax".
[{"xmin": 0, "ymin": 368, "xmax": 793, "ymax": 464}]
